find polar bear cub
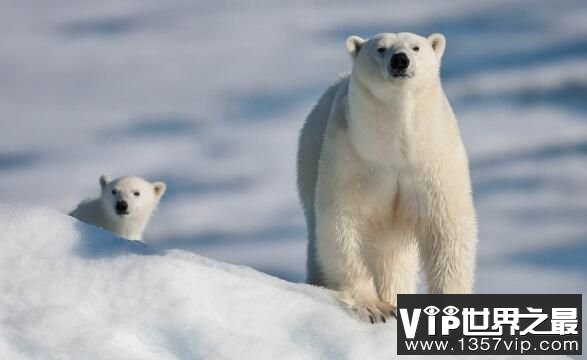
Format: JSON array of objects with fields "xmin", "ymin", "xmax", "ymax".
[
  {"xmin": 70, "ymin": 175, "xmax": 166, "ymax": 241},
  {"xmin": 297, "ymin": 32, "xmax": 477, "ymax": 323}
]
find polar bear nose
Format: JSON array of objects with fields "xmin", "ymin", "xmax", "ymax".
[
  {"xmin": 116, "ymin": 200, "xmax": 128, "ymax": 212},
  {"xmin": 390, "ymin": 53, "xmax": 410, "ymax": 71}
]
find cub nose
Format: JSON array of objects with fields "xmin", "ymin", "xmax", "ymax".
[
  {"xmin": 390, "ymin": 53, "xmax": 410, "ymax": 71},
  {"xmin": 116, "ymin": 200, "xmax": 128, "ymax": 212}
]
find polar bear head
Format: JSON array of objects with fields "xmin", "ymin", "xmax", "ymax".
[
  {"xmin": 346, "ymin": 32, "xmax": 445, "ymax": 97},
  {"xmin": 98, "ymin": 175, "xmax": 166, "ymax": 220}
]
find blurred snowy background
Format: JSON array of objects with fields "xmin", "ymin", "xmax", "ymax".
[{"xmin": 0, "ymin": 0, "xmax": 585, "ymax": 306}]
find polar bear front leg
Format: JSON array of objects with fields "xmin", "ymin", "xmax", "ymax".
[
  {"xmin": 315, "ymin": 210, "xmax": 395, "ymax": 324},
  {"xmin": 370, "ymin": 238, "xmax": 419, "ymax": 309},
  {"xmin": 418, "ymin": 202, "xmax": 477, "ymax": 294}
]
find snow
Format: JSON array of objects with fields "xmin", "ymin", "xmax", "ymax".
[
  {"xmin": 0, "ymin": 0, "xmax": 586, "ymax": 357},
  {"xmin": 0, "ymin": 205, "xmax": 572, "ymax": 359}
]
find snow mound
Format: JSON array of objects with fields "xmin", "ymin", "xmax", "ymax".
[{"xmin": 0, "ymin": 205, "xmax": 569, "ymax": 359}]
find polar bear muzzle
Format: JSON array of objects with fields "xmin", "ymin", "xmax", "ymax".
[
  {"xmin": 115, "ymin": 200, "xmax": 129, "ymax": 215},
  {"xmin": 390, "ymin": 53, "xmax": 409, "ymax": 71},
  {"xmin": 389, "ymin": 52, "xmax": 414, "ymax": 78}
]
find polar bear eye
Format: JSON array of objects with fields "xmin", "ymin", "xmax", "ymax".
[
  {"xmin": 377, "ymin": 47, "xmax": 385, "ymax": 53},
  {"xmin": 133, "ymin": 191, "xmax": 140, "ymax": 197},
  {"xmin": 412, "ymin": 46, "xmax": 420, "ymax": 52},
  {"xmin": 111, "ymin": 190, "xmax": 117, "ymax": 195}
]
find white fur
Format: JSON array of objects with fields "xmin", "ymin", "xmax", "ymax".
[
  {"xmin": 70, "ymin": 175, "xmax": 166, "ymax": 241},
  {"xmin": 297, "ymin": 32, "xmax": 477, "ymax": 323}
]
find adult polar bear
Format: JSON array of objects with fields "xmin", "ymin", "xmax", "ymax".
[{"xmin": 297, "ymin": 32, "xmax": 477, "ymax": 323}]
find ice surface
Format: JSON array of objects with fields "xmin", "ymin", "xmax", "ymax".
[{"xmin": 0, "ymin": 205, "xmax": 573, "ymax": 359}]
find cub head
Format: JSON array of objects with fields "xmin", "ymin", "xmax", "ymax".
[
  {"xmin": 346, "ymin": 32, "xmax": 445, "ymax": 97},
  {"xmin": 99, "ymin": 175, "xmax": 166, "ymax": 220}
]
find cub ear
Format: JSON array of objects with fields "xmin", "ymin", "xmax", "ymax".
[
  {"xmin": 346, "ymin": 35, "xmax": 365, "ymax": 59},
  {"xmin": 99, "ymin": 175, "xmax": 111, "ymax": 190},
  {"xmin": 153, "ymin": 181, "xmax": 166, "ymax": 198},
  {"xmin": 428, "ymin": 33, "xmax": 446, "ymax": 59}
]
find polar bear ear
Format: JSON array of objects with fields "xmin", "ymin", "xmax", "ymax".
[
  {"xmin": 346, "ymin": 35, "xmax": 365, "ymax": 59},
  {"xmin": 428, "ymin": 33, "xmax": 446, "ymax": 59},
  {"xmin": 153, "ymin": 182, "xmax": 166, "ymax": 198},
  {"xmin": 99, "ymin": 175, "xmax": 111, "ymax": 190}
]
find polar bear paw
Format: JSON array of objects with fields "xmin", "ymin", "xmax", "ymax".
[{"xmin": 337, "ymin": 293, "xmax": 396, "ymax": 324}]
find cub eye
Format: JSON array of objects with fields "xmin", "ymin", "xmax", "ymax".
[
  {"xmin": 377, "ymin": 47, "xmax": 385, "ymax": 53},
  {"xmin": 412, "ymin": 46, "xmax": 420, "ymax": 52},
  {"xmin": 111, "ymin": 190, "xmax": 117, "ymax": 195},
  {"xmin": 133, "ymin": 191, "xmax": 140, "ymax": 197}
]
